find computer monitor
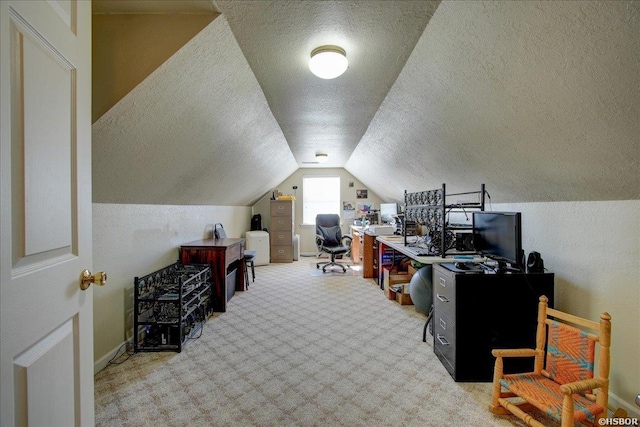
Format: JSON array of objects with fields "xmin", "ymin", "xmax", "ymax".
[
  {"xmin": 380, "ymin": 203, "xmax": 398, "ymax": 223},
  {"xmin": 472, "ymin": 211, "xmax": 523, "ymax": 269}
]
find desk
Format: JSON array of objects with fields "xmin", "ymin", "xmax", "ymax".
[
  {"xmin": 180, "ymin": 238, "xmax": 245, "ymax": 313},
  {"xmin": 375, "ymin": 236, "xmax": 475, "ymax": 286},
  {"xmin": 351, "ymin": 227, "xmax": 393, "ymax": 279},
  {"xmin": 375, "ymin": 235, "xmax": 481, "ymax": 344},
  {"xmin": 377, "ymin": 235, "xmax": 554, "ymax": 382}
]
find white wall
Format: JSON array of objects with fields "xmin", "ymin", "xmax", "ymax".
[
  {"xmin": 91, "ymin": 199, "xmax": 639, "ymax": 414},
  {"xmin": 92, "ymin": 203, "xmax": 251, "ymax": 372},
  {"xmin": 494, "ymin": 200, "xmax": 639, "ymax": 415},
  {"xmin": 252, "ymin": 168, "xmax": 385, "ymax": 255}
]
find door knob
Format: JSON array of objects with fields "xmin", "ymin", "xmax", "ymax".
[{"xmin": 79, "ymin": 269, "xmax": 107, "ymax": 290}]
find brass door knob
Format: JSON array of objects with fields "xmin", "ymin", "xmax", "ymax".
[{"xmin": 79, "ymin": 270, "xmax": 107, "ymax": 290}]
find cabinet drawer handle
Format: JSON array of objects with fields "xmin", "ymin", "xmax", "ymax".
[
  {"xmin": 439, "ymin": 318, "xmax": 447, "ymax": 330},
  {"xmin": 439, "ymin": 277, "xmax": 446, "ymax": 287},
  {"xmin": 436, "ymin": 293, "xmax": 449, "ymax": 303},
  {"xmin": 437, "ymin": 334, "xmax": 450, "ymax": 346}
]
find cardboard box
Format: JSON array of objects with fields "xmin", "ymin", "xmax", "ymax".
[
  {"xmin": 383, "ymin": 268, "xmax": 410, "ymax": 285},
  {"xmin": 395, "ymin": 289, "xmax": 413, "ymax": 305},
  {"xmin": 384, "ymin": 288, "xmax": 395, "ymax": 300},
  {"xmin": 386, "ymin": 283, "xmax": 414, "ymax": 305},
  {"xmin": 408, "ymin": 264, "xmax": 418, "ymax": 276},
  {"xmin": 383, "ymin": 268, "xmax": 411, "ymax": 300}
]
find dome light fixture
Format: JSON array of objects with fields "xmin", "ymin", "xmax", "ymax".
[
  {"xmin": 315, "ymin": 153, "xmax": 329, "ymax": 163},
  {"xmin": 309, "ymin": 45, "xmax": 348, "ymax": 79}
]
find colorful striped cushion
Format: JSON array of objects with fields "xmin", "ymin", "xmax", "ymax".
[
  {"xmin": 546, "ymin": 320, "xmax": 595, "ymax": 385},
  {"xmin": 500, "ymin": 373, "xmax": 604, "ymax": 423}
]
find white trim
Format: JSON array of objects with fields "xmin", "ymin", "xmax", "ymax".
[
  {"xmin": 94, "ymin": 339, "xmax": 131, "ymax": 374},
  {"xmin": 608, "ymin": 391, "xmax": 640, "ymax": 418}
]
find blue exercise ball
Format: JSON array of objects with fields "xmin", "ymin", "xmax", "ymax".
[{"xmin": 409, "ymin": 265, "xmax": 433, "ymax": 315}]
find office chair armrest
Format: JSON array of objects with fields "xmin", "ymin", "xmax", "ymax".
[
  {"xmin": 341, "ymin": 235, "xmax": 353, "ymax": 244},
  {"xmin": 560, "ymin": 378, "xmax": 608, "ymax": 395},
  {"xmin": 491, "ymin": 348, "xmax": 539, "ymax": 358}
]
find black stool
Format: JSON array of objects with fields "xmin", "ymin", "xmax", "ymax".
[{"xmin": 244, "ymin": 250, "xmax": 257, "ymax": 287}]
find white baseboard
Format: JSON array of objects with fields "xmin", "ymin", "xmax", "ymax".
[
  {"xmin": 94, "ymin": 339, "xmax": 131, "ymax": 374},
  {"xmin": 609, "ymin": 391, "xmax": 640, "ymax": 418}
]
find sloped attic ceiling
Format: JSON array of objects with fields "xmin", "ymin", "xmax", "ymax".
[
  {"xmin": 346, "ymin": 1, "xmax": 640, "ymax": 203},
  {"xmin": 92, "ymin": 15, "xmax": 298, "ymax": 206},
  {"xmin": 216, "ymin": 0, "xmax": 439, "ymax": 167},
  {"xmin": 92, "ymin": 0, "xmax": 438, "ymax": 206},
  {"xmin": 93, "ymin": 1, "xmax": 639, "ymax": 207}
]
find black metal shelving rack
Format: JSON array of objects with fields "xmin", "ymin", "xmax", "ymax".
[
  {"xmin": 134, "ymin": 262, "xmax": 211, "ymax": 353},
  {"xmin": 403, "ymin": 183, "xmax": 485, "ymax": 257}
]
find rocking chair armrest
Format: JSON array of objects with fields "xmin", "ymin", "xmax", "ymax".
[
  {"xmin": 559, "ymin": 378, "xmax": 608, "ymax": 395},
  {"xmin": 491, "ymin": 348, "xmax": 539, "ymax": 358}
]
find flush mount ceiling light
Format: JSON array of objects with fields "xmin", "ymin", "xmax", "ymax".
[
  {"xmin": 309, "ymin": 45, "xmax": 348, "ymax": 79},
  {"xmin": 315, "ymin": 153, "xmax": 329, "ymax": 163}
]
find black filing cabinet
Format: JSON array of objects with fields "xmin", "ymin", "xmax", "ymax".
[{"xmin": 432, "ymin": 263, "xmax": 554, "ymax": 382}]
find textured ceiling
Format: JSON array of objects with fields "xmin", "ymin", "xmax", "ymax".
[
  {"xmin": 215, "ymin": 0, "xmax": 439, "ymax": 167},
  {"xmin": 92, "ymin": 1, "xmax": 639, "ymax": 206},
  {"xmin": 92, "ymin": 16, "xmax": 298, "ymax": 206},
  {"xmin": 345, "ymin": 1, "xmax": 640, "ymax": 203}
]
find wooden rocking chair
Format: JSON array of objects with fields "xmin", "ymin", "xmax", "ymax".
[{"xmin": 489, "ymin": 295, "xmax": 612, "ymax": 427}]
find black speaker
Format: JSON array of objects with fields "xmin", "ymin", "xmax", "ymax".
[{"xmin": 527, "ymin": 251, "xmax": 544, "ymax": 273}]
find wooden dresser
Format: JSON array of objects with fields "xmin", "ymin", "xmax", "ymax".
[
  {"xmin": 269, "ymin": 200, "xmax": 294, "ymax": 262},
  {"xmin": 179, "ymin": 238, "xmax": 245, "ymax": 313}
]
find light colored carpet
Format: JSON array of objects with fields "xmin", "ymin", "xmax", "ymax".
[
  {"xmin": 309, "ymin": 260, "xmax": 360, "ymax": 276},
  {"xmin": 95, "ymin": 259, "xmax": 551, "ymax": 426}
]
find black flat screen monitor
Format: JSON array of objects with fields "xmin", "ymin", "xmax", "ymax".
[
  {"xmin": 473, "ymin": 211, "xmax": 523, "ymax": 268},
  {"xmin": 379, "ymin": 203, "xmax": 398, "ymax": 223}
]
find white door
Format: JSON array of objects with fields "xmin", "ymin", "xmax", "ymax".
[{"xmin": 0, "ymin": 1, "xmax": 96, "ymax": 426}]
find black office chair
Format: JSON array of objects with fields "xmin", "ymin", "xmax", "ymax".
[{"xmin": 315, "ymin": 214, "xmax": 352, "ymax": 273}]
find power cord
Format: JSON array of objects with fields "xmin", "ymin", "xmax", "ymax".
[
  {"xmin": 186, "ymin": 312, "xmax": 204, "ymax": 340},
  {"xmin": 484, "ymin": 189, "xmax": 492, "ymax": 211},
  {"xmin": 107, "ymin": 341, "xmax": 135, "ymax": 366}
]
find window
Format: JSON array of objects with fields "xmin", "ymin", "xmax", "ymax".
[{"xmin": 303, "ymin": 175, "xmax": 340, "ymax": 224}]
